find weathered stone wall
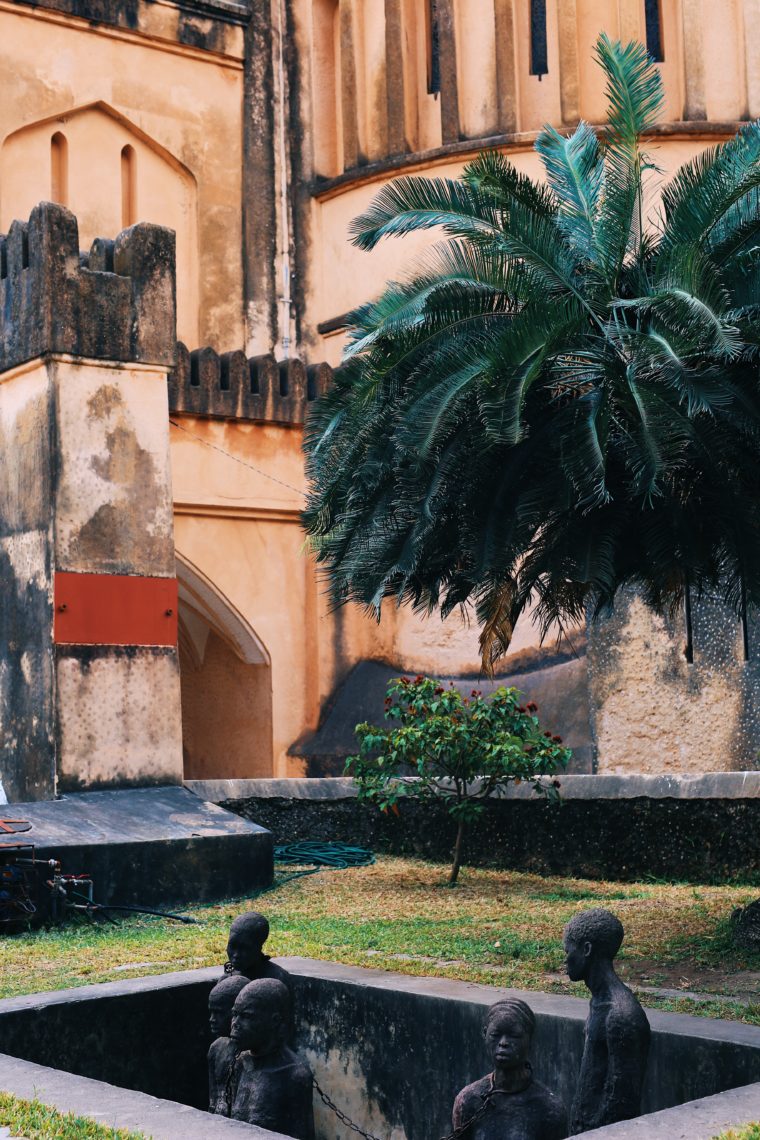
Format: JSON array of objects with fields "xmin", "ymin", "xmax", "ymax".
[
  {"xmin": 0, "ymin": 361, "xmax": 56, "ymax": 801},
  {"xmin": 589, "ymin": 593, "xmax": 760, "ymax": 775},
  {"xmin": 210, "ymin": 775, "xmax": 760, "ymax": 884},
  {"xmin": 0, "ymin": 203, "xmax": 182, "ymax": 801},
  {"xmin": 52, "ymin": 355, "xmax": 181, "ymax": 792}
]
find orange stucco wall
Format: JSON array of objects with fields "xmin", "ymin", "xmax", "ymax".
[
  {"xmin": 4, "ymin": 0, "xmax": 759, "ymax": 780},
  {"xmin": 0, "ymin": 0, "xmax": 244, "ymax": 350}
]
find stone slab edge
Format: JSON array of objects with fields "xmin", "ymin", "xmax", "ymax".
[
  {"xmin": 186, "ymin": 771, "xmax": 760, "ymax": 803},
  {"xmin": 0, "ymin": 1053, "xmax": 293, "ymax": 1140},
  {"xmin": 2, "ymin": 960, "xmax": 758, "ymax": 1052},
  {"xmin": 8, "ymin": 785, "xmax": 271, "ymax": 846},
  {"xmin": 571, "ymin": 1080, "xmax": 760, "ymax": 1139}
]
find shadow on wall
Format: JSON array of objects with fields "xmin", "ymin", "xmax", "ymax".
[{"xmin": 291, "ymin": 654, "xmax": 595, "ymax": 776}]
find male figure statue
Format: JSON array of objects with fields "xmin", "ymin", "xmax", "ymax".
[
  {"xmin": 452, "ymin": 999, "xmax": 567, "ymax": 1139},
  {"xmin": 207, "ymin": 974, "xmax": 249, "ymax": 1115},
  {"xmin": 225, "ymin": 911, "xmax": 292, "ymax": 991},
  {"xmin": 564, "ymin": 909, "xmax": 650, "ymax": 1133},
  {"xmin": 229, "ymin": 978, "xmax": 315, "ymax": 1140}
]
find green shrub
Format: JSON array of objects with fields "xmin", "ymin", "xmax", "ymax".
[{"xmin": 347, "ymin": 675, "xmax": 570, "ymax": 884}]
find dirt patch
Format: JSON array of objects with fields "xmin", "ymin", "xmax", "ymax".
[{"xmin": 545, "ymin": 959, "xmax": 760, "ymax": 1004}]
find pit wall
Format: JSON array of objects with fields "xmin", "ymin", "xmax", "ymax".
[
  {"xmin": 192, "ymin": 774, "xmax": 760, "ymax": 884},
  {"xmin": 0, "ymin": 962, "xmax": 758, "ymax": 1140}
]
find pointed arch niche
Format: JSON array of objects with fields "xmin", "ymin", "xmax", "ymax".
[
  {"xmin": 176, "ymin": 555, "xmax": 274, "ymax": 780},
  {"xmin": 1, "ymin": 102, "xmax": 199, "ymax": 346}
]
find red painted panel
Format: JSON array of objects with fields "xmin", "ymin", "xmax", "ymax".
[{"xmin": 54, "ymin": 573, "xmax": 178, "ymax": 647}]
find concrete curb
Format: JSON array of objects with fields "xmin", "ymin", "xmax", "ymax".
[
  {"xmin": 572, "ymin": 1080, "xmax": 760, "ymax": 1138},
  {"xmin": 186, "ymin": 771, "xmax": 760, "ymax": 803},
  {"xmin": 0, "ymin": 1053, "xmax": 291, "ymax": 1139}
]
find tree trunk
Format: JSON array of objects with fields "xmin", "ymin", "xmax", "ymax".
[{"xmin": 449, "ymin": 819, "xmax": 466, "ymax": 886}]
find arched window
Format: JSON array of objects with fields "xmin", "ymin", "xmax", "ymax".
[
  {"xmin": 121, "ymin": 144, "xmax": 137, "ymax": 228},
  {"xmin": 50, "ymin": 132, "xmax": 68, "ymax": 205}
]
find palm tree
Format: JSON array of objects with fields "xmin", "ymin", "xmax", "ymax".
[{"xmin": 303, "ymin": 35, "xmax": 760, "ymax": 672}]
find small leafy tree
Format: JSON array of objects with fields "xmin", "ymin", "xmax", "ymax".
[{"xmin": 346, "ymin": 676, "xmax": 570, "ymax": 885}]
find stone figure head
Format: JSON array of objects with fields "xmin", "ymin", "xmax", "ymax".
[
  {"xmin": 483, "ymin": 999, "xmax": 535, "ymax": 1075},
  {"xmin": 208, "ymin": 974, "xmax": 250, "ymax": 1038},
  {"xmin": 230, "ymin": 978, "xmax": 290, "ymax": 1057},
  {"xmin": 563, "ymin": 908, "xmax": 624, "ymax": 982},
  {"xmin": 226, "ymin": 911, "xmax": 270, "ymax": 977}
]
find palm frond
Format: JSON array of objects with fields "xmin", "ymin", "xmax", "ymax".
[
  {"xmin": 303, "ymin": 35, "xmax": 760, "ymax": 672},
  {"xmin": 595, "ymin": 34, "xmax": 664, "ymax": 150},
  {"xmin": 660, "ymin": 122, "xmax": 760, "ymax": 251},
  {"xmin": 535, "ymin": 121, "xmax": 604, "ymax": 263},
  {"xmin": 349, "ymin": 176, "xmax": 504, "ymax": 251}
]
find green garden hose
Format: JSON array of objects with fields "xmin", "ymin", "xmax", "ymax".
[{"xmin": 273, "ymin": 841, "xmax": 375, "ymax": 878}]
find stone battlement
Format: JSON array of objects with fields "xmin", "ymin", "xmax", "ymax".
[
  {"xmin": 0, "ymin": 202, "xmax": 330, "ymax": 425},
  {"xmin": 168, "ymin": 343, "xmax": 333, "ymax": 425},
  {"xmin": 0, "ymin": 202, "xmax": 176, "ymax": 372}
]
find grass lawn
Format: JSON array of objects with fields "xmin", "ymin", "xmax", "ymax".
[
  {"xmin": 0, "ymin": 1093, "xmax": 143, "ymax": 1138},
  {"xmin": 0, "ymin": 858, "xmax": 758, "ymax": 1025},
  {"xmin": 715, "ymin": 1128, "xmax": 760, "ymax": 1139}
]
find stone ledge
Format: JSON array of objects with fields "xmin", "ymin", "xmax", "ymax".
[
  {"xmin": 0, "ymin": 1053, "xmax": 288, "ymax": 1139},
  {"xmin": 573, "ymin": 1081, "xmax": 760, "ymax": 1139},
  {"xmin": 186, "ymin": 771, "xmax": 760, "ymax": 804},
  {"xmin": 279, "ymin": 957, "xmax": 760, "ymax": 1047}
]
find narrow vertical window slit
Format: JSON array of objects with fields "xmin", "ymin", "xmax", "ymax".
[
  {"xmin": 644, "ymin": 0, "xmax": 664, "ymax": 62},
  {"xmin": 426, "ymin": 0, "xmax": 441, "ymax": 95},
  {"xmin": 530, "ymin": 0, "xmax": 548, "ymax": 79},
  {"xmin": 121, "ymin": 145, "xmax": 137, "ymax": 229},
  {"xmin": 51, "ymin": 132, "xmax": 68, "ymax": 206}
]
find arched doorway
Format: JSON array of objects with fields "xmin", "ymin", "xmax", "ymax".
[{"xmin": 176, "ymin": 555, "xmax": 273, "ymax": 780}]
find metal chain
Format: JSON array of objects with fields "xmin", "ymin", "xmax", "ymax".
[
  {"xmin": 313, "ymin": 1073, "xmax": 497, "ymax": 1140},
  {"xmin": 438, "ymin": 1078, "xmax": 496, "ymax": 1140},
  {"xmin": 314, "ymin": 1077, "xmax": 386, "ymax": 1140},
  {"xmin": 223, "ymin": 1049, "xmax": 241, "ymax": 1118}
]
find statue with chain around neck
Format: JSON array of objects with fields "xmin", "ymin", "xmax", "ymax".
[{"xmin": 451, "ymin": 999, "xmax": 567, "ymax": 1139}]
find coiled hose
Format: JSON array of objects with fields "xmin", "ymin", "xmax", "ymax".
[{"xmin": 273, "ymin": 841, "xmax": 375, "ymax": 882}]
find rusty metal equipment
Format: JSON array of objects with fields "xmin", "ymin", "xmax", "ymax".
[
  {"xmin": 0, "ymin": 831, "xmax": 96, "ymax": 927},
  {"xmin": 0, "ymin": 840, "xmax": 37, "ymax": 926},
  {"xmin": 0, "ymin": 816, "xmax": 195, "ymax": 927}
]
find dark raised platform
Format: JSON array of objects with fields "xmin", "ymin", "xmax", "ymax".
[{"xmin": 0, "ymin": 785, "xmax": 272, "ymax": 912}]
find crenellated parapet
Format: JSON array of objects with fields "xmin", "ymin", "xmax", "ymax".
[
  {"xmin": 0, "ymin": 202, "xmax": 331, "ymax": 425},
  {"xmin": 168, "ymin": 343, "xmax": 333, "ymax": 425},
  {"xmin": 0, "ymin": 201, "xmax": 176, "ymax": 372}
]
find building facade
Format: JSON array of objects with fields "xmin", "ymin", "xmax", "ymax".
[{"xmin": 1, "ymin": 0, "xmax": 758, "ymax": 800}]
